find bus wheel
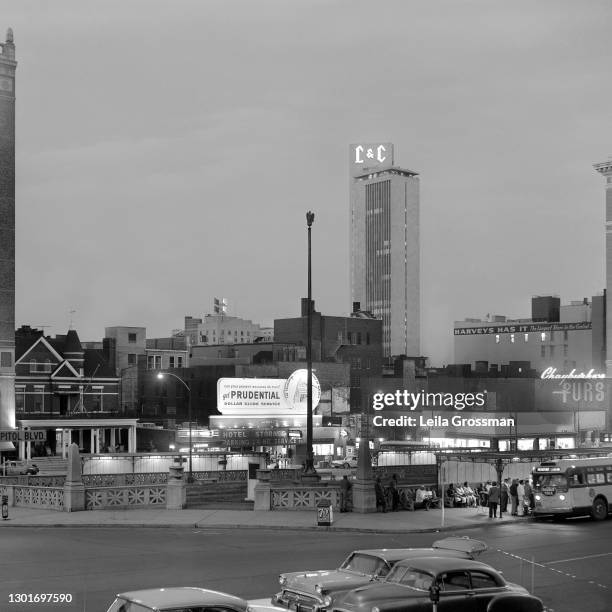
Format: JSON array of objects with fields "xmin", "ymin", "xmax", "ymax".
[{"xmin": 591, "ymin": 497, "xmax": 608, "ymax": 521}]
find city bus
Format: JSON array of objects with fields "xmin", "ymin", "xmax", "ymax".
[{"xmin": 532, "ymin": 456, "xmax": 612, "ymax": 520}]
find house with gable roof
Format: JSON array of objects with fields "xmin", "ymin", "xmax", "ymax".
[{"xmin": 13, "ymin": 326, "xmax": 138, "ymax": 459}]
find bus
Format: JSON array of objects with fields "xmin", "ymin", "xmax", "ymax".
[{"xmin": 532, "ymin": 456, "xmax": 612, "ymax": 520}]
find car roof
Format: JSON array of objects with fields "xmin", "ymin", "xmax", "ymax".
[
  {"xmin": 395, "ymin": 557, "xmax": 499, "ymax": 574},
  {"xmin": 115, "ymin": 587, "xmax": 248, "ymax": 610},
  {"xmin": 351, "ymin": 549, "xmax": 441, "ymax": 562}
]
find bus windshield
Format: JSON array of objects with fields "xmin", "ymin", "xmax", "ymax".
[{"xmin": 535, "ymin": 474, "xmax": 568, "ymax": 488}]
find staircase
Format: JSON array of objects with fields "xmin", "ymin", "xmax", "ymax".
[
  {"xmin": 185, "ymin": 480, "xmax": 253, "ymax": 510},
  {"xmin": 30, "ymin": 457, "xmax": 68, "ymax": 475}
]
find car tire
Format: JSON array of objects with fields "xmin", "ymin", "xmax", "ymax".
[{"xmin": 590, "ymin": 497, "xmax": 608, "ymax": 521}]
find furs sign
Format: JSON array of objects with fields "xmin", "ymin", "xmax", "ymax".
[{"xmin": 217, "ymin": 369, "xmax": 321, "ymax": 415}]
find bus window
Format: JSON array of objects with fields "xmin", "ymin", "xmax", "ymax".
[{"xmin": 569, "ymin": 472, "xmax": 585, "ymax": 486}]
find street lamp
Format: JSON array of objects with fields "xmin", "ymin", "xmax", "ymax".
[
  {"xmin": 304, "ymin": 210, "xmax": 317, "ymax": 476},
  {"xmin": 157, "ymin": 371, "xmax": 193, "ymax": 483}
]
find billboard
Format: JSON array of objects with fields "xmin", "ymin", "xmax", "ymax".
[
  {"xmin": 349, "ymin": 143, "xmax": 394, "ymax": 177},
  {"xmin": 217, "ymin": 369, "xmax": 321, "ymax": 415}
]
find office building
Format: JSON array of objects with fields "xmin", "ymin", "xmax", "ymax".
[
  {"xmin": 594, "ymin": 158, "xmax": 612, "ymax": 376},
  {"xmin": 0, "ymin": 28, "xmax": 16, "ymax": 440},
  {"xmin": 349, "ymin": 143, "xmax": 420, "ymax": 359}
]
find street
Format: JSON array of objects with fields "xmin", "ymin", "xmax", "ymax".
[{"xmin": 0, "ymin": 519, "xmax": 610, "ymax": 612}]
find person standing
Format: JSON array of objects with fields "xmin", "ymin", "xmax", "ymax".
[
  {"xmin": 374, "ymin": 477, "xmax": 386, "ymax": 513},
  {"xmin": 488, "ymin": 482, "xmax": 500, "ymax": 518},
  {"xmin": 517, "ymin": 479, "xmax": 526, "ymax": 516},
  {"xmin": 501, "ymin": 478, "xmax": 510, "ymax": 513},
  {"xmin": 390, "ymin": 474, "xmax": 400, "ymax": 511},
  {"xmin": 340, "ymin": 475, "xmax": 352, "ymax": 512},
  {"xmin": 510, "ymin": 479, "xmax": 519, "ymax": 515}
]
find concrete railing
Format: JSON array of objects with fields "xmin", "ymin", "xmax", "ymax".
[
  {"xmin": 85, "ymin": 485, "xmax": 167, "ymax": 510},
  {"xmin": 0, "ymin": 484, "xmax": 64, "ymax": 511}
]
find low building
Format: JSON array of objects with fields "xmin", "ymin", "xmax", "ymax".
[
  {"xmin": 454, "ymin": 294, "xmax": 605, "ymax": 375},
  {"xmin": 14, "ymin": 326, "xmax": 137, "ymax": 459}
]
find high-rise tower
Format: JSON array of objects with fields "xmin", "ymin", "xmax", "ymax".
[
  {"xmin": 0, "ymin": 28, "xmax": 16, "ymax": 436},
  {"xmin": 349, "ymin": 143, "xmax": 420, "ymax": 359},
  {"xmin": 594, "ymin": 157, "xmax": 612, "ymax": 377}
]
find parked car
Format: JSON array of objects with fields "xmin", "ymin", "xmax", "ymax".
[
  {"xmin": 330, "ymin": 457, "xmax": 358, "ymax": 469},
  {"xmin": 272, "ymin": 537, "xmax": 487, "ymax": 612},
  {"xmin": 332, "ymin": 557, "xmax": 542, "ymax": 612},
  {"xmin": 3, "ymin": 460, "xmax": 39, "ymax": 475},
  {"xmin": 106, "ymin": 587, "xmax": 250, "ymax": 612}
]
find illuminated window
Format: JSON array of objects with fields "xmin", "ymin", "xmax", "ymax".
[
  {"xmin": 541, "ymin": 333, "xmax": 547, "ymax": 342},
  {"xmin": 524, "ymin": 334, "xmax": 529, "ymax": 342},
  {"xmin": 495, "ymin": 334, "xmax": 500, "ymax": 344},
  {"xmin": 510, "ymin": 334, "xmax": 515, "ymax": 343}
]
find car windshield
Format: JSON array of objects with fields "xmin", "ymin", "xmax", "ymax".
[
  {"xmin": 340, "ymin": 553, "xmax": 389, "ymax": 576},
  {"xmin": 384, "ymin": 567, "xmax": 432, "ymax": 591},
  {"xmin": 106, "ymin": 598, "xmax": 154, "ymax": 612}
]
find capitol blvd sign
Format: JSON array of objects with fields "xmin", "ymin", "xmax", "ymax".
[
  {"xmin": 0, "ymin": 429, "xmax": 46, "ymax": 443},
  {"xmin": 217, "ymin": 369, "xmax": 321, "ymax": 415}
]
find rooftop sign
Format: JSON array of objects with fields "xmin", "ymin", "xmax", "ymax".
[
  {"xmin": 454, "ymin": 321, "xmax": 592, "ymax": 335},
  {"xmin": 217, "ymin": 369, "xmax": 321, "ymax": 415},
  {"xmin": 349, "ymin": 143, "xmax": 394, "ymax": 177}
]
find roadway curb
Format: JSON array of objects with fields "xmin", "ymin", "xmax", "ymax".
[{"xmin": 0, "ymin": 518, "xmax": 530, "ymax": 532}]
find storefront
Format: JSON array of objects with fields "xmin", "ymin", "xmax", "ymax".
[{"xmin": 18, "ymin": 418, "xmax": 139, "ymax": 459}]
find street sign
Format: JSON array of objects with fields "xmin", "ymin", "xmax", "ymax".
[{"xmin": 0, "ymin": 429, "xmax": 46, "ymax": 442}]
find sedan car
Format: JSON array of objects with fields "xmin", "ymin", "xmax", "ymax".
[
  {"xmin": 106, "ymin": 587, "xmax": 250, "ymax": 612},
  {"xmin": 330, "ymin": 457, "xmax": 358, "ymax": 469},
  {"xmin": 3, "ymin": 460, "xmax": 39, "ymax": 475},
  {"xmin": 332, "ymin": 557, "xmax": 542, "ymax": 612},
  {"xmin": 272, "ymin": 537, "xmax": 487, "ymax": 612}
]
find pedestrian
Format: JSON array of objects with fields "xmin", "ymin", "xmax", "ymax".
[
  {"xmin": 517, "ymin": 479, "xmax": 526, "ymax": 516},
  {"xmin": 510, "ymin": 479, "xmax": 519, "ymax": 515},
  {"xmin": 390, "ymin": 474, "xmax": 400, "ymax": 511},
  {"xmin": 340, "ymin": 475, "xmax": 352, "ymax": 512},
  {"xmin": 488, "ymin": 482, "xmax": 500, "ymax": 518},
  {"xmin": 523, "ymin": 479, "xmax": 533, "ymax": 514},
  {"xmin": 374, "ymin": 477, "xmax": 387, "ymax": 512},
  {"xmin": 501, "ymin": 478, "xmax": 510, "ymax": 512}
]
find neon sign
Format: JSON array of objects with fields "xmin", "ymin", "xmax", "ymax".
[{"xmin": 541, "ymin": 367, "xmax": 605, "ymax": 380}]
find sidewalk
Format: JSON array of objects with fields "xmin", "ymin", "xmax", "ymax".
[{"xmin": 0, "ymin": 505, "xmax": 532, "ymax": 532}]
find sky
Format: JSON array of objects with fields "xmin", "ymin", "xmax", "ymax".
[{"xmin": 6, "ymin": 0, "xmax": 612, "ymax": 366}]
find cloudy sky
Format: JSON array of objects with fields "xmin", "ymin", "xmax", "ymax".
[{"xmin": 7, "ymin": 0, "xmax": 612, "ymax": 365}]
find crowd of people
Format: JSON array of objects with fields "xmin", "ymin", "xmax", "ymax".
[{"xmin": 446, "ymin": 478, "xmax": 536, "ymax": 518}]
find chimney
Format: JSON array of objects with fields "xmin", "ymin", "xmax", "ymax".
[{"xmin": 301, "ymin": 298, "xmax": 315, "ymax": 316}]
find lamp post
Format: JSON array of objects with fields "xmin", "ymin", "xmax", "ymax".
[
  {"xmin": 157, "ymin": 371, "xmax": 193, "ymax": 482},
  {"xmin": 304, "ymin": 210, "xmax": 316, "ymax": 476}
]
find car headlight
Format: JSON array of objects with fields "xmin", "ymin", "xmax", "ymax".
[
  {"xmin": 323, "ymin": 596, "xmax": 332, "ymax": 607},
  {"xmin": 372, "ymin": 607, "xmax": 380, "ymax": 612},
  {"xmin": 279, "ymin": 576, "xmax": 287, "ymax": 586},
  {"xmin": 534, "ymin": 494, "xmax": 541, "ymax": 501},
  {"xmin": 559, "ymin": 494, "xmax": 566, "ymax": 501}
]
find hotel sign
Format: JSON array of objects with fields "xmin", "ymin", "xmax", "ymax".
[
  {"xmin": 349, "ymin": 143, "xmax": 394, "ymax": 177},
  {"xmin": 454, "ymin": 321, "xmax": 592, "ymax": 335},
  {"xmin": 217, "ymin": 370, "xmax": 321, "ymax": 415},
  {"xmin": 219, "ymin": 429, "xmax": 290, "ymax": 447}
]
